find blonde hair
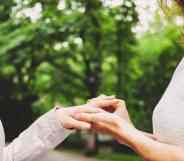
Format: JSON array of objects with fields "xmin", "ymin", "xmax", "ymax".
[
  {"xmin": 160, "ymin": 0, "xmax": 184, "ymax": 6},
  {"xmin": 159, "ymin": 0, "xmax": 184, "ymax": 11},
  {"xmin": 158, "ymin": 0, "xmax": 184, "ymax": 18},
  {"xmin": 175, "ymin": 0, "xmax": 184, "ymax": 7},
  {"xmin": 159, "ymin": 0, "xmax": 184, "ymax": 44}
]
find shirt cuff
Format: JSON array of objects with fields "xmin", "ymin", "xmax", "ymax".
[{"xmin": 35, "ymin": 108, "xmax": 73, "ymax": 149}]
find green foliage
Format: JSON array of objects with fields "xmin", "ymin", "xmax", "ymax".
[
  {"xmin": 129, "ymin": 24, "xmax": 184, "ymax": 130},
  {"xmin": 0, "ymin": 0, "xmax": 138, "ymax": 115},
  {"xmin": 0, "ymin": 0, "xmax": 184, "ymax": 139}
]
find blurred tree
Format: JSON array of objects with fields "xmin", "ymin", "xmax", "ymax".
[
  {"xmin": 132, "ymin": 23, "xmax": 184, "ymax": 131},
  {"xmin": 0, "ymin": 0, "xmax": 14, "ymax": 21},
  {"xmin": 0, "ymin": 0, "xmax": 139, "ymax": 151},
  {"xmin": 0, "ymin": 0, "xmax": 183, "ymax": 155},
  {"xmin": 113, "ymin": 0, "xmax": 138, "ymax": 99}
]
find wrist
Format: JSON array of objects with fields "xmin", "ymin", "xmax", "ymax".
[
  {"xmin": 117, "ymin": 121, "xmax": 139, "ymax": 147},
  {"xmin": 55, "ymin": 107, "xmax": 65, "ymax": 128}
]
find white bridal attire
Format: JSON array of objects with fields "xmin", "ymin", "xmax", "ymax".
[
  {"xmin": 0, "ymin": 109, "xmax": 71, "ymax": 161},
  {"xmin": 153, "ymin": 57, "xmax": 184, "ymax": 147}
]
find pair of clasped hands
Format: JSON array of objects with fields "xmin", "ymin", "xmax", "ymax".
[{"xmin": 57, "ymin": 95, "xmax": 135, "ymax": 145}]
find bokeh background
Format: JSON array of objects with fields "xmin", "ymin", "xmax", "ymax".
[{"xmin": 0, "ymin": 0, "xmax": 184, "ymax": 161}]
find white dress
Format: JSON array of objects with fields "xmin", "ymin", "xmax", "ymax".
[
  {"xmin": 153, "ymin": 57, "xmax": 184, "ymax": 147},
  {"xmin": 0, "ymin": 108, "xmax": 71, "ymax": 161}
]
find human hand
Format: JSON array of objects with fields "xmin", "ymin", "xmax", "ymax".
[
  {"xmin": 72, "ymin": 110, "xmax": 135, "ymax": 145},
  {"xmin": 88, "ymin": 95, "xmax": 157, "ymax": 141},
  {"xmin": 88, "ymin": 95, "xmax": 133, "ymax": 126},
  {"xmin": 55, "ymin": 105, "xmax": 104, "ymax": 130},
  {"xmin": 87, "ymin": 95, "xmax": 119, "ymax": 112}
]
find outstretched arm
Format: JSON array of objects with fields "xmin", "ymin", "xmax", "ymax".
[
  {"xmin": 3, "ymin": 109, "xmax": 72, "ymax": 161},
  {"xmin": 2, "ymin": 100, "xmax": 118, "ymax": 161},
  {"xmin": 73, "ymin": 111, "xmax": 184, "ymax": 161},
  {"xmin": 123, "ymin": 126, "xmax": 184, "ymax": 161}
]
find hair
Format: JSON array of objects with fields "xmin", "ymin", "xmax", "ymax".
[
  {"xmin": 175, "ymin": 0, "xmax": 184, "ymax": 7},
  {"xmin": 160, "ymin": 0, "xmax": 184, "ymax": 9},
  {"xmin": 159, "ymin": 0, "xmax": 184, "ymax": 44},
  {"xmin": 159, "ymin": 0, "xmax": 184, "ymax": 16}
]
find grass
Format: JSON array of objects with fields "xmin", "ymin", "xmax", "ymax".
[
  {"xmin": 96, "ymin": 152, "xmax": 143, "ymax": 161},
  {"xmin": 62, "ymin": 149, "xmax": 143, "ymax": 161}
]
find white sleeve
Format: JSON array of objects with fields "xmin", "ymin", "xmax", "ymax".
[{"xmin": 3, "ymin": 109, "xmax": 72, "ymax": 161}]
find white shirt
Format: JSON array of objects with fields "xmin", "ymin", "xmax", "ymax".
[
  {"xmin": 153, "ymin": 57, "xmax": 184, "ymax": 147},
  {"xmin": 0, "ymin": 108, "xmax": 71, "ymax": 161}
]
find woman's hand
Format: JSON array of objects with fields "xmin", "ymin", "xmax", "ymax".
[
  {"xmin": 71, "ymin": 106, "xmax": 184, "ymax": 161},
  {"xmin": 55, "ymin": 98, "xmax": 118, "ymax": 131},
  {"xmin": 88, "ymin": 95, "xmax": 157, "ymax": 141},
  {"xmin": 88, "ymin": 95, "xmax": 133, "ymax": 126},
  {"xmin": 87, "ymin": 95, "xmax": 134, "ymax": 144},
  {"xmin": 56, "ymin": 105, "xmax": 102, "ymax": 130},
  {"xmin": 73, "ymin": 110, "xmax": 184, "ymax": 161},
  {"xmin": 72, "ymin": 110, "xmax": 135, "ymax": 145}
]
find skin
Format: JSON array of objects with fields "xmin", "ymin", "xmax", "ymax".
[
  {"xmin": 88, "ymin": 96, "xmax": 156, "ymax": 141},
  {"xmin": 73, "ymin": 96, "xmax": 184, "ymax": 161},
  {"xmin": 55, "ymin": 98, "xmax": 119, "ymax": 130}
]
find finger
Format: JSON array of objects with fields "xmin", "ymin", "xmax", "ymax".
[
  {"xmin": 91, "ymin": 114, "xmax": 119, "ymax": 125},
  {"xmin": 90, "ymin": 99, "xmax": 119, "ymax": 108},
  {"xmin": 98, "ymin": 95, "xmax": 115, "ymax": 99},
  {"xmin": 73, "ymin": 113, "xmax": 118, "ymax": 125},
  {"xmin": 65, "ymin": 118, "xmax": 91, "ymax": 130},
  {"xmin": 115, "ymin": 100, "xmax": 126, "ymax": 113},
  {"xmin": 72, "ymin": 113, "xmax": 94, "ymax": 122},
  {"xmin": 92, "ymin": 99, "xmax": 120, "ymax": 113},
  {"xmin": 74, "ymin": 106, "xmax": 104, "ymax": 114},
  {"xmin": 88, "ymin": 95, "xmax": 115, "ymax": 102},
  {"xmin": 117, "ymin": 99, "xmax": 126, "ymax": 108},
  {"xmin": 91, "ymin": 122, "xmax": 109, "ymax": 134},
  {"xmin": 86, "ymin": 99, "xmax": 118, "ymax": 113}
]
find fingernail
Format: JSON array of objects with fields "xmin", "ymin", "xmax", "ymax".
[
  {"xmin": 73, "ymin": 113, "xmax": 81, "ymax": 119},
  {"xmin": 72, "ymin": 110, "xmax": 80, "ymax": 115}
]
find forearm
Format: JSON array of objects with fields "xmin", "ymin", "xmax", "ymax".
[
  {"xmin": 141, "ymin": 131, "xmax": 157, "ymax": 141},
  {"xmin": 122, "ymin": 128, "xmax": 184, "ymax": 161},
  {"xmin": 4, "ymin": 109, "xmax": 72, "ymax": 161}
]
